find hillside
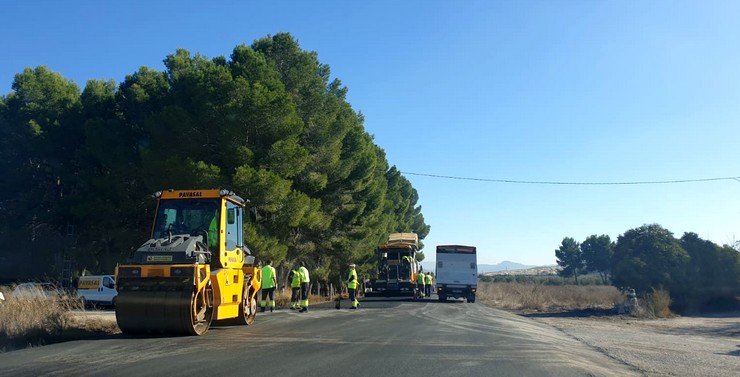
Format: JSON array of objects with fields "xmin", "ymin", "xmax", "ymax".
[{"xmin": 421, "ymin": 260, "xmax": 543, "ymax": 274}]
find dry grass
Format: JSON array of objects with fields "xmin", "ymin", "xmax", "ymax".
[
  {"xmin": 0, "ymin": 286, "xmax": 119, "ymax": 352},
  {"xmin": 1, "ymin": 296, "xmax": 79, "ymax": 351},
  {"xmin": 273, "ymin": 288, "xmax": 335, "ymax": 308},
  {"xmin": 274, "ymin": 289, "xmax": 293, "ymax": 307},
  {"xmin": 648, "ymin": 288, "xmax": 673, "ymax": 317},
  {"xmin": 65, "ymin": 313, "xmax": 119, "ymax": 334},
  {"xmin": 477, "ymin": 282, "xmax": 678, "ymax": 318},
  {"xmin": 0, "ymin": 296, "xmax": 79, "ymax": 335},
  {"xmin": 476, "ymin": 282, "xmax": 624, "ymax": 313}
]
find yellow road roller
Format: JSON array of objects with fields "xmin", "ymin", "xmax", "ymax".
[{"xmin": 115, "ymin": 189, "xmax": 261, "ymax": 335}]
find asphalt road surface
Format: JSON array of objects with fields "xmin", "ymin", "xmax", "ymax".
[{"xmin": 0, "ymin": 295, "xmax": 640, "ymax": 376}]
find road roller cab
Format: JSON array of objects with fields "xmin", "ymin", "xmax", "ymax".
[{"xmin": 115, "ymin": 189, "xmax": 262, "ymax": 336}]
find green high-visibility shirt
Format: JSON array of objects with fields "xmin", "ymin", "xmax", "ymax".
[
  {"xmin": 347, "ymin": 269, "xmax": 358, "ymax": 289},
  {"xmin": 425, "ymin": 274, "xmax": 433, "ymax": 285},
  {"xmin": 298, "ymin": 266, "xmax": 310, "ymax": 283},
  {"xmin": 208, "ymin": 215, "xmax": 218, "ymax": 250},
  {"xmin": 416, "ymin": 273, "xmax": 425, "ymax": 284},
  {"xmin": 261, "ymin": 265, "xmax": 276, "ymax": 289},
  {"xmin": 290, "ymin": 269, "xmax": 301, "ymax": 288}
]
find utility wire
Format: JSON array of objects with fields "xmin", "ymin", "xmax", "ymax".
[{"xmin": 401, "ymin": 172, "xmax": 740, "ymax": 185}]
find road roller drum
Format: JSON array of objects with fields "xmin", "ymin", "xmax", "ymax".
[{"xmin": 115, "ymin": 284, "xmax": 213, "ymax": 335}]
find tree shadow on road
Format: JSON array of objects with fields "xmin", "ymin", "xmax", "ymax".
[{"xmin": 725, "ymin": 345, "xmax": 740, "ymax": 357}]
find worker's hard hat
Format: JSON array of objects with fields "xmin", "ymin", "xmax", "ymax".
[{"xmin": 349, "ymin": 263, "xmax": 356, "ymax": 268}]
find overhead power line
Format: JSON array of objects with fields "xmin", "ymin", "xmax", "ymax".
[{"xmin": 401, "ymin": 172, "xmax": 740, "ymax": 186}]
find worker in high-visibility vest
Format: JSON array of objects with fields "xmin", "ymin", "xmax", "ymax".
[
  {"xmin": 402, "ymin": 255, "xmax": 412, "ymax": 276},
  {"xmin": 289, "ymin": 266, "xmax": 301, "ymax": 310},
  {"xmin": 425, "ymin": 272, "xmax": 433, "ymax": 298},
  {"xmin": 298, "ymin": 261, "xmax": 310, "ymax": 312},
  {"xmin": 379, "ymin": 252, "xmax": 389, "ymax": 279},
  {"xmin": 207, "ymin": 209, "xmax": 219, "ymax": 250},
  {"xmin": 347, "ymin": 263, "xmax": 359, "ymax": 309},
  {"xmin": 416, "ymin": 270, "xmax": 426, "ymax": 299},
  {"xmin": 260, "ymin": 260, "xmax": 277, "ymax": 312}
]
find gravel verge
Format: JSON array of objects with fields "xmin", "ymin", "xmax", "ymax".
[{"xmin": 525, "ymin": 310, "xmax": 740, "ymax": 377}]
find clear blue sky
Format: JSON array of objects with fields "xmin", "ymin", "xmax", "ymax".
[{"xmin": 3, "ymin": 1, "xmax": 740, "ymax": 265}]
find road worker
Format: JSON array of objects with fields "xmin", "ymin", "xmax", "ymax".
[
  {"xmin": 347, "ymin": 263, "xmax": 360, "ymax": 309},
  {"xmin": 425, "ymin": 272, "xmax": 433, "ymax": 298},
  {"xmin": 298, "ymin": 261, "xmax": 310, "ymax": 312},
  {"xmin": 380, "ymin": 252, "xmax": 389, "ymax": 279},
  {"xmin": 260, "ymin": 260, "xmax": 277, "ymax": 312},
  {"xmin": 207, "ymin": 208, "xmax": 219, "ymax": 250},
  {"xmin": 402, "ymin": 255, "xmax": 412, "ymax": 264},
  {"xmin": 289, "ymin": 266, "xmax": 301, "ymax": 310},
  {"xmin": 416, "ymin": 270, "xmax": 426, "ymax": 299},
  {"xmin": 402, "ymin": 255, "xmax": 412, "ymax": 276}
]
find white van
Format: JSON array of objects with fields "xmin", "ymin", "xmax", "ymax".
[{"xmin": 76, "ymin": 275, "xmax": 118, "ymax": 307}]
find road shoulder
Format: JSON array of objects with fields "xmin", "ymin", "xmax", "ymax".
[{"xmin": 527, "ymin": 311, "xmax": 740, "ymax": 377}]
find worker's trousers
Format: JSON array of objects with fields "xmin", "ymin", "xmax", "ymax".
[{"xmin": 348, "ymin": 287, "xmax": 359, "ymax": 308}]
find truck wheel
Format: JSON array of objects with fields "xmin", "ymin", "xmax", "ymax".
[
  {"xmin": 467, "ymin": 294, "xmax": 475, "ymax": 303},
  {"xmin": 438, "ymin": 295, "xmax": 446, "ymax": 302}
]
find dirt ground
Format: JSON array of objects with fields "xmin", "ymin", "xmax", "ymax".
[{"xmin": 525, "ymin": 311, "xmax": 740, "ymax": 377}]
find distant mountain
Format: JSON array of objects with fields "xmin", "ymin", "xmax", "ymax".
[
  {"xmin": 478, "ymin": 261, "xmax": 537, "ymax": 273},
  {"xmin": 420, "ymin": 260, "xmax": 538, "ymax": 273}
]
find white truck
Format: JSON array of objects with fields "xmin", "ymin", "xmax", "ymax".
[{"xmin": 435, "ymin": 245, "xmax": 477, "ymax": 303}]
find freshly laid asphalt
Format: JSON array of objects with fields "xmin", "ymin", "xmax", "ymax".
[{"xmin": 0, "ymin": 294, "xmax": 640, "ymax": 376}]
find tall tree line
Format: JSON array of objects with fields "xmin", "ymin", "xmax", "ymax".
[
  {"xmin": 556, "ymin": 224, "xmax": 740, "ymax": 312},
  {"xmin": 0, "ymin": 33, "xmax": 430, "ymax": 285}
]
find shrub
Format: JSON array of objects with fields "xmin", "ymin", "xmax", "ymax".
[{"xmin": 646, "ymin": 287, "xmax": 673, "ymax": 318}]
